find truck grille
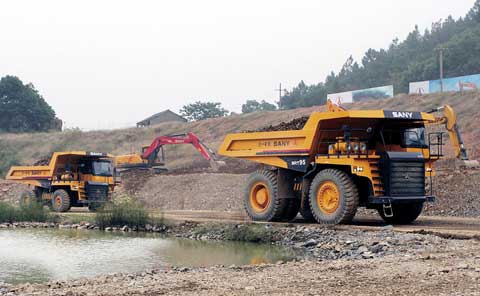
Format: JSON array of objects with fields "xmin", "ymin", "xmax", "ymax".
[
  {"xmin": 389, "ymin": 162, "xmax": 425, "ymax": 196},
  {"xmin": 86, "ymin": 183, "xmax": 109, "ymax": 201},
  {"xmin": 380, "ymin": 152, "xmax": 426, "ymax": 197}
]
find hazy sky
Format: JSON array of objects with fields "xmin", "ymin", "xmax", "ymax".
[{"xmin": 0, "ymin": 0, "xmax": 474, "ymax": 130}]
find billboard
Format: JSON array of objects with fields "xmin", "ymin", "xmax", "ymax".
[
  {"xmin": 327, "ymin": 85, "xmax": 394, "ymax": 104},
  {"xmin": 409, "ymin": 73, "xmax": 480, "ymax": 94}
]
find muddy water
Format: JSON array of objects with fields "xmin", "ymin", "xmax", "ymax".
[{"xmin": 0, "ymin": 229, "xmax": 294, "ymax": 284}]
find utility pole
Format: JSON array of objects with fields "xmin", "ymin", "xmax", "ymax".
[
  {"xmin": 275, "ymin": 83, "xmax": 287, "ymax": 109},
  {"xmin": 437, "ymin": 47, "xmax": 447, "ymax": 93}
]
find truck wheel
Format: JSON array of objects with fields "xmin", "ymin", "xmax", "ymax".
[
  {"xmin": 244, "ymin": 170, "xmax": 288, "ymax": 222},
  {"xmin": 299, "ymin": 180, "xmax": 315, "ymax": 222},
  {"xmin": 51, "ymin": 189, "xmax": 71, "ymax": 212},
  {"xmin": 88, "ymin": 202, "xmax": 103, "ymax": 212},
  {"xmin": 309, "ymin": 169, "xmax": 359, "ymax": 224},
  {"xmin": 20, "ymin": 191, "xmax": 37, "ymax": 205},
  {"xmin": 377, "ymin": 203, "xmax": 423, "ymax": 225},
  {"xmin": 280, "ymin": 199, "xmax": 300, "ymax": 222}
]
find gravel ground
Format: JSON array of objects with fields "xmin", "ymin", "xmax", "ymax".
[{"xmin": 2, "ymin": 222, "xmax": 479, "ymax": 296}]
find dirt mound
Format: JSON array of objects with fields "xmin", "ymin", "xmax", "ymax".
[
  {"xmin": 0, "ymin": 181, "xmax": 28, "ymax": 204},
  {"xmin": 130, "ymin": 173, "xmax": 246, "ymax": 211},
  {"xmin": 424, "ymin": 169, "xmax": 480, "ymax": 217},
  {"xmin": 246, "ymin": 116, "xmax": 309, "ymax": 132}
]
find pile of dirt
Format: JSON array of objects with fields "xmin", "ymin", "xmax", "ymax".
[
  {"xmin": 0, "ymin": 181, "xmax": 27, "ymax": 204},
  {"xmin": 246, "ymin": 116, "xmax": 309, "ymax": 132},
  {"xmin": 131, "ymin": 173, "xmax": 246, "ymax": 211},
  {"xmin": 424, "ymin": 169, "xmax": 480, "ymax": 217}
]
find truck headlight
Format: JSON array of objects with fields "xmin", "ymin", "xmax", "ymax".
[
  {"xmin": 353, "ymin": 143, "xmax": 360, "ymax": 152},
  {"xmin": 360, "ymin": 143, "xmax": 367, "ymax": 153}
]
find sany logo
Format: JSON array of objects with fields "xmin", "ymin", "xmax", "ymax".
[{"xmin": 392, "ymin": 111, "xmax": 413, "ymax": 119}]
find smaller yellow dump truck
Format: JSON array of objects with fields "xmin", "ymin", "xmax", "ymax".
[{"xmin": 6, "ymin": 151, "xmax": 116, "ymax": 212}]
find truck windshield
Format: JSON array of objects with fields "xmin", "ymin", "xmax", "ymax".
[
  {"xmin": 92, "ymin": 161, "xmax": 113, "ymax": 176},
  {"xmin": 404, "ymin": 127, "xmax": 426, "ymax": 148}
]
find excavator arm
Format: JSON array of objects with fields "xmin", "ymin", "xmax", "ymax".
[
  {"xmin": 427, "ymin": 105, "xmax": 468, "ymax": 160},
  {"xmin": 115, "ymin": 132, "xmax": 222, "ymax": 172}
]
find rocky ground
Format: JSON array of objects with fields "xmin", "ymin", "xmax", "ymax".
[{"xmin": 1, "ymin": 221, "xmax": 479, "ymax": 296}]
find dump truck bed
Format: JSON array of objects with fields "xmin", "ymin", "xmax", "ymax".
[{"xmin": 219, "ymin": 109, "xmax": 437, "ymax": 170}]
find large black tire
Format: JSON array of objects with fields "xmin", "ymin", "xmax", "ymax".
[
  {"xmin": 19, "ymin": 191, "xmax": 37, "ymax": 206},
  {"xmin": 88, "ymin": 202, "xmax": 103, "ymax": 212},
  {"xmin": 51, "ymin": 189, "xmax": 71, "ymax": 212},
  {"xmin": 299, "ymin": 180, "xmax": 315, "ymax": 222},
  {"xmin": 279, "ymin": 198, "xmax": 301, "ymax": 222},
  {"xmin": 244, "ymin": 170, "xmax": 289, "ymax": 222},
  {"xmin": 309, "ymin": 169, "xmax": 359, "ymax": 224},
  {"xmin": 377, "ymin": 203, "xmax": 424, "ymax": 225}
]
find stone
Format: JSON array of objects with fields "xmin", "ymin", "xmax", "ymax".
[
  {"xmin": 303, "ymin": 239, "xmax": 317, "ymax": 248},
  {"xmin": 245, "ymin": 286, "xmax": 256, "ymax": 291}
]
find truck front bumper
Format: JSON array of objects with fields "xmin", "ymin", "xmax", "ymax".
[{"xmin": 368, "ymin": 195, "xmax": 435, "ymax": 205}]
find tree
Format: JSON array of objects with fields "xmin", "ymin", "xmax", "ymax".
[
  {"xmin": 180, "ymin": 101, "xmax": 229, "ymax": 121},
  {"xmin": 278, "ymin": 0, "xmax": 480, "ymax": 109},
  {"xmin": 241, "ymin": 99, "xmax": 277, "ymax": 113},
  {"xmin": 0, "ymin": 76, "xmax": 58, "ymax": 133}
]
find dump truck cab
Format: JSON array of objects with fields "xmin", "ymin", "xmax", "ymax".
[
  {"xmin": 219, "ymin": 101, "xmax": 469, "ymax": 225},
  {"xmin": 6, "ymin": 151, "xmax": 116, "ymax": 212}
]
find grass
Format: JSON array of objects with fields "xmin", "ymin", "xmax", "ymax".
[
  {"xmin": 0, "ymin": 201, "xmax": 52, "ymax": 223},
  {"xmin": 95, "ymin": 198, "xmax": 151, "ymax": 229},
  {"xmin": 193, "ymin": 223, "xmax": 274, "ymax": 243}
]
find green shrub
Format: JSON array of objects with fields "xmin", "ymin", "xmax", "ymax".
[
  {"xmin": 223, "ymin": 224, "xmax": 273, "ymax": 243},
  {"xmin": 95, "ymin": 199, "xmax": 149, "ymax": 229},
  {"xmin": 0, "ymin": 140, "xmax": 19, "ymax": 178},
  {"xmin": 0, "ymin": 201, "xmax": 51, "ymax": 223}
]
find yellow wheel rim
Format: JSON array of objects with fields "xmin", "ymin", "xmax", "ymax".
[
  {"xmin": 249, "ymin": 182, "xmax": 271, "ymax": 213},
  {"xmin": 317, "ymin": 181, "xmax": 340, "ymax": 214}
]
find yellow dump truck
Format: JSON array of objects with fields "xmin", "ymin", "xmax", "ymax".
[
  {"xmin": 6, "ymin": 151, "xmax": 116, "ymax": 212},
  {"xmin": 219, "ymin": 100, "xmax": 472, "ymax": 225}
]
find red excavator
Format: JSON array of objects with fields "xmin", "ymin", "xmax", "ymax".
[{"xmin": 114, "ymin": 132, "xmax": 223, "ymax": 173}]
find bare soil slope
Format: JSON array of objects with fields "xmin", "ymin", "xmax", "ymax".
[{"xmin": 1, "ymin": 91, "xmax": 479, "ymax": 170}]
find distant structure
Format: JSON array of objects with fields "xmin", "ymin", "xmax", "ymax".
[{"xmin": 136, "ymin": 109, "xmax": 187, "ymax": 127}]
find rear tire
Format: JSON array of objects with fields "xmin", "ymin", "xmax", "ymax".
[
  {"xmin": 19, "ymin": 191, "xmax": 37, "ymax": 205},
  {"xmin": 280, "ymin": 198, "xmax": 300, "ymax": 222},
  {"xmin": 378, "ymin": 203, "xmax": 423, "ymax": 225},
  {"xmin": 309, "ymin": 169, "xmax": 359, "ymax": 224},
  {"xmin": 244, "ymin": 170, "xmax": 289, "ymax": 222},
  {"xmin": 299, "ymin": 180, "xmax": 315, "ymax": 222},
  {"xmin": 88, "ymin": 202, "xmax": 103, "ymax": 212},
  {"xmin": 51, "ymin": 189, "xmax": 71, "ymax": 212}
]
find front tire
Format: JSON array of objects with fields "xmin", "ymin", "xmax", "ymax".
[
  {"xmin": 244, "ymin": 170, "xmax": 289, "ymax": 222},
  {"xmin": 378, "ymin": 203, "xmax": 423, "ymax": 225},
  {"xmin": 309, "ymin": 169, "xmax": 359, "ymax": 224},
  {"xmin": 51, "ymin": 189, "xmax": 71, "ymax": 212},
  {"xmin": 19, "ymin": 191, "xmax": 37, "ymax": 206}
]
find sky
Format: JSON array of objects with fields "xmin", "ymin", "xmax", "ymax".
[{"xmin": 0, "ymin": 0, "xmax": 475, "ymax": 130}]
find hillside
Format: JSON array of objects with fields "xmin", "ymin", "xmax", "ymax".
[
  {"xmin": 1, "ymin": 91, "xmax": 480, "ymax": 217},
  {"xmin": 1, "ymin": 91, "xmax": 479, "ymax": 174}
]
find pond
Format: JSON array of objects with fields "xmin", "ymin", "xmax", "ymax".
[{"xmin": 0, "ymin": 228, "xmax": 294, "ymax": 284}]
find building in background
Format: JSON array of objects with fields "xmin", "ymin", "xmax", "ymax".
[
  {"xmin": 327, "ymin": 85, "xmax": 394, "ymax": 104},
  {"xmin": 136, "ymin": 109, "xmax": 187, "ymax": 127}
]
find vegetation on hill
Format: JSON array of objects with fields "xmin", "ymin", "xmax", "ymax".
[
  {"xmin": 280, "ymin": 0, "xmax": 480, "ymax": 109},
  {"xmin": 241, "ymin": 100, "xmax": 277, "ymax": 113},
  {"xmin": 180, "ymin": 101, "xmax": 229, "ymax": 121},
  {"xmin": 0, "ymin": 76, "xmax": 60, "ymax": 133}
]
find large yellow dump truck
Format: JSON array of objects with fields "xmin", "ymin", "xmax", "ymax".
[
  {"xmin": 6, "ymin": 151, "xmax": 116, "ymax": 212},
  {"xmin": 219, "ymin": 100, "xmax": 471, "ymax": 225}
]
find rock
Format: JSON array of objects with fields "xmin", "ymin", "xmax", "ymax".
[
  {"xmin": 245, "ymin": 286, "xmax": 256, "ymax": 291},
  {"xmin": 105, "ymin": 227, "xmax": 113, "ymax": 231},
  {"xmin": 456, "ymin": 263, "xmax": 469, "ymax": 270},
  {"xmin": 145, "ymin": 224, "xmax": 153, "ymax": 231},
  {"xmin": 361, "ymin": 251, "xmax": 374, "ymax": 259},
  {"xmin": 303, "ymin": 239, "xmax": 317, "ymax": 248}
]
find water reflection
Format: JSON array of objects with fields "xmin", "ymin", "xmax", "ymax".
[{"xmin": 0, "ymin": 228, "xmax": 293, "ymax": 284}]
